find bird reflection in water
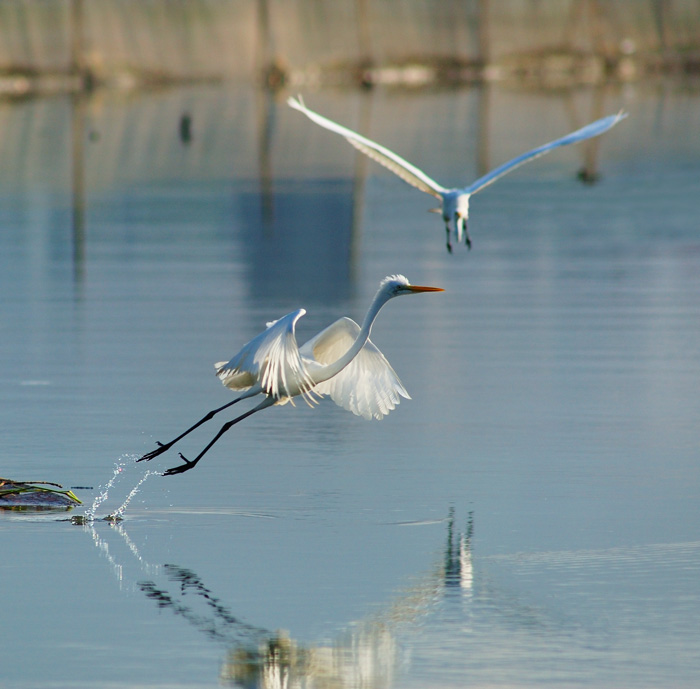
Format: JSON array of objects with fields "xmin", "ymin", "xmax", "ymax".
[
  {"xmin": 86, "ymin": 511, "xmax": 475, "ymax": 689},
  {"xmin": 444, "ymin": 508, "xmax": 474, "ymax": 592}
]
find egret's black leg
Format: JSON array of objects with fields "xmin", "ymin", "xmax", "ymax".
[
  {"xmin": 464, "ymin": 225, "xmax": 472, "ymax": 250},
  {"xmin": 445, "ymin": 223, "xmax": 453, "ymax": 253},
  {"xmin": 138, "ymin": 397, "xmax": 242, "ymax": 462},
  {"xmin": 163, "ymin": 398, "xmax": 274, "ymax": 476}
]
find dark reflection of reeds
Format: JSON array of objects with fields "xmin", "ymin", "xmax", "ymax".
[
  {"xmin": 4, "ymin": 81, "xmax": 696, "ymax": 311},
  {"xmin": 70, "ymin": 92, "xmax": 86, "ymax": 285}
]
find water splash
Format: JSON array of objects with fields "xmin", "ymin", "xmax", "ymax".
[
  {"xmin": 109, "ymin": 470, "xmax": 157, "ymax": 521},
  {"xmin": 85, "ymin": 456, "xmax": 131, "ymax": 520},
  {"xmin": 83, "ymin": 455, "xmax": 159, "ymax": 522}
]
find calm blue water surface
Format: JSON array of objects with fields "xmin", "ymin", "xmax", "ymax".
[{"xmin": 1, "ymin": 83, "xmax": 699, "ymax": 688}]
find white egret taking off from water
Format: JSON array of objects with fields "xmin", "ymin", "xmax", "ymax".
[
  {"xmin": 288, "ymin": 96, "xmax": 627, "ymax": 252},
  {"xmin": 138, "ymin": 275, "xmax": 444, "ymax": 476}
]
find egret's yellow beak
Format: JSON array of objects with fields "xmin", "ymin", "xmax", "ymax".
[{"xmin": 407, "ymin": 285, "xmax": 444, "ymax": 293}]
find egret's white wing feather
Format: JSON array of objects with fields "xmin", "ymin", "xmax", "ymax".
[
  {"xmin": 288, "ymin": 96, "xmax": 446, "ymax": 199},
  {"xmin": 300, "ymin": 317, "xmax": 410, "ymax": 420},
  {"xmin": 463, "ymin": 111, "xmax": 628, "ymax": 195},
  {"xmin": 215, "ymin": 309, "xmax": 315, "ymax": 403},
  {"xmin": 346, "ymin": 139, "xmax": 445, "ymax": 198}
]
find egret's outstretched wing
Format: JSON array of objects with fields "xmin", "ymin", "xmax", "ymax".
[
  {"xmin": 288, "ymin": 96, "xmax": 446, "ymax": 199},
  {"xmin": 300, "ymin": 317, "xmax": 410, "ymax": 420},
  {"xmin": 463, "ymin": 111, "xmax": 628, "ymax": 195},
  {"xmin": 215, "ymin": 309, "xmax": 315, "ymax": 402}
]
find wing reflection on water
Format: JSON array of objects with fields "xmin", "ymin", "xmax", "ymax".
[{"xmin": 85, "ymin": 510, "xmax": 475, "ymax": 689}]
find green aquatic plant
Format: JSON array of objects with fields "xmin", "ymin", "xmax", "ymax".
[{"xmin": 0, "ymin": 478, "xmax": 82, "ymax": 506}]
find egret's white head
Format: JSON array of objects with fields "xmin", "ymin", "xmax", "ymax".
[{"xmin": 379, "ymin": 274, "xmax": 444, "ymax": 298}]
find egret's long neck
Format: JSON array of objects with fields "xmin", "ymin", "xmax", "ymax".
[{"xmin": 312, "ymin": 289, "xmax": 391, "ymax": 384}]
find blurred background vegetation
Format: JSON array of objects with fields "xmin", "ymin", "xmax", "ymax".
[{"xmin": 0, "ymin": 0, "xmax": 698, "ymax": 94}]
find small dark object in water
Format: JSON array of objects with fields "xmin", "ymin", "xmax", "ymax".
[
  {"xmin": 70, "ymin": 513, "xmax": 122, "ymax": 526},
  {"xmin": 179, "ymin": 114, "xmax": 192, "ymax": 144},
  {"xmin": 577, "ymin": 167, "xmax": 601, "ymax": 184},
  {"xmin": 104, "ymin": 513, "xmax": 123, "ymax": 523},
  {"xmin": 0, "ymin": 478, "xmax": 82, "ymax": 508}
]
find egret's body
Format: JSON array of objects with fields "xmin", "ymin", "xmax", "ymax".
[
  {"xmin": 288, "ymin": 96, "xmax": 627, "ymax": 251},
  {"xmin": 138, "ymin": 275, "xmax": 443, "ymax": 475}
]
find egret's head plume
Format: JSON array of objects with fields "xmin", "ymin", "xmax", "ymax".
[
  {"xmin": 379, "ymin": 274, "xmax": 444, "ymax": 298},
  {"xmin": 380, "ymin": 274, "xmax": 410, "ymax": 290}
]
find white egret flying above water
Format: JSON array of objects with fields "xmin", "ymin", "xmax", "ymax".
[
  {"xmin": 288, "ymin": 96, "xmax": 627, "ymax": 252},
  {"xmin": 138, "ymin": 275, "xmax": 443, "ymax": 476}
]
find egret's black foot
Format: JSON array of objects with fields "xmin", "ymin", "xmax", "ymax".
[
  {"xmin": 446, "ymin": 241, "xmax": 453, "ymax": 254},
  {"xmin": 465, "ymin": 237, "xmax": 472, "ymax": 250},
  {"xmin": 137, "ymin": 441, "xmax": 170, "ymax": 463},
  {"xmin": 162, "ymin": 453, "xmax": 197, "ymax": 476}
]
